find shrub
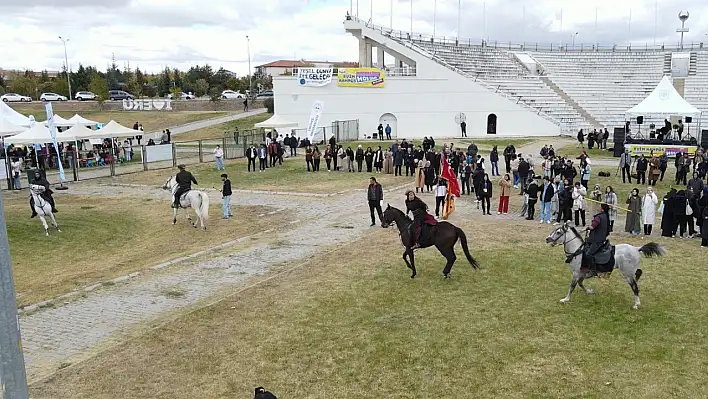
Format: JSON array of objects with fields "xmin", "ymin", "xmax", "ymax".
[{"xmin": 264, "ymin": 97, "xmax": 274, "ymax": 113}]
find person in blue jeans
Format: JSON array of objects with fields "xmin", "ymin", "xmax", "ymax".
[
  {"xmin": 220, "ymin": 173, "xmax": 232, "ymax": 219},
  {"xmin": 539, "ymin": 176, "xmax": 555, "ymax": 224}
]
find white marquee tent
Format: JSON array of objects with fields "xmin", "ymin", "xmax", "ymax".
[
  {"xmin": 626, "ymin": 75, "xmax": 702, "ymax": 117},
  {"xmin": 57, "ymin": 124, "xmax": 97, "ymax": 141},
  {"xmin": 0, "ymin": 116, "xmax": 25, "ymax": 137},
  {"xmin": 254, "ymin": 114, "xmax": 299, "ymax": 128},
  {"xmin": 43, "ymin": 114, "xmax": 74, "ymax": 127},
  {"xmin": 4, "ymin": 123, "xmax": 52, "ymax": 145},
  {"xmin": 68, "ymin": 114, "xmax": 99, "ymax": 126},
  {"xmin": 0, "ymin": 101, "xmax": 32, "ymax": 127},
  {"xmin": 94, "ymin": 120, "xmax": 139, "ymax": 138}
]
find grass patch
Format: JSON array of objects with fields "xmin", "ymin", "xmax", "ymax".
[
  {"xmin": 12, "ymin": 108, "xmax": 228, "ymax": 133},
  {"xmin": 554, "ymin": 142, "xmax": 617, "ymax": 160},
  {"xmin": 173, "ymin": 114, "xmax": 271, "ymax": 142},
  {"xmin": 111, "ymin": 156, "xmax": 410, "ymax": 194},
  {"xmin": 161, "ymin": 288, "xmax": 187, "ymax": 299},
  {"xmin": 30, "ymin": 219, "xmax": 707, "ymax": 398},
  {"xmin": 4, "ymin": 194, "xmax": 277, "ymax": 307}
]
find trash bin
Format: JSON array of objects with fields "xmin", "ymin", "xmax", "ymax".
[{"xmin": 27, "ymin": 168, "xmax": 45, "ymax": 186}]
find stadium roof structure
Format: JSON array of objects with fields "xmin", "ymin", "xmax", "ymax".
[{"xmin": 626, "ymin": 76, "xmax": 701, "ymax": 117}]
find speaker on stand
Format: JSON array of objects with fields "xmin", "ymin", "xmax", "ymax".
[
  {"xmin": 685, "ymin": 116, "xmax": 693, "ymax": 142},
  {"xmin": 701, "ymin": 129, "xmax": 708, "ymax": 149},
  {"xmin": 633, "ymin": 116, "xmax": 645, "ymax": 140},
  {"xmin": 613, "ymin": 127, "xmax": 626, "ymax": 157}
]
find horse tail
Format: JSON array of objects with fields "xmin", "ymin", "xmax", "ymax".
[
  {"xmin": 637, "ymin": 242, "xmax": 666, "ymax": 258},
  {"xmin": 635, "ymin": 269, "xmax": 643, "ymax": 281},
  {"xmin": 198, "ymin": 191, "xmax": 210, "ymax": 220},
  {"xmin": 455, "ymin": 227, "xmax": 480, "ymax": 269}
]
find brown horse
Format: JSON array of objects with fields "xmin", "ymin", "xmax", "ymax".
[{"xmin": 382, "ymin": 204, "xmax": 480, "ymax": 278}]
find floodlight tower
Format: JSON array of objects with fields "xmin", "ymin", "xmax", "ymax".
[{"xmin": 677, "ymin": 11, "xmax": 689, "ymax": 50}]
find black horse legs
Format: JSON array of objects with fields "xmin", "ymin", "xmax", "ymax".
[
  {"xmin": 438, "ymin": 245, "xmax": 456, "ymax": 277},
  {"xmin": 402, "ymin": 249, "xmax": 416, "ymax": 278}
]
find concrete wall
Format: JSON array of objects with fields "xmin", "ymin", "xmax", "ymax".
[
  {"xmin": 7, "ymin": 99, "xmax": 264, "ymax": 114},
  {"xmin": 273, "ymin": 75, "xmax": 560, "ymax": 139}
]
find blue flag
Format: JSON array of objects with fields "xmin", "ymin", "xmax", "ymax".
[{"xmin": 44, "ymin": 102, "xmax": 65, "ymax": 181}]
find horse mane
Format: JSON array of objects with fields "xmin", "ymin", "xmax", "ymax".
[
  {"xmin": 568, "ymin": 225, "xmax": 582, "ymax": 240},
  {"xmin": 387, "ymin": 205, "xmax": 411, "ymax": 222}
]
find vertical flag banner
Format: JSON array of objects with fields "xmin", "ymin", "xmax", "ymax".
[
  {"xmin": 306, "ymin": 100, "xmax": 324, "ymax": 143},
  {"xmin": 44, "ymin": 102, "xmax": 65, "ymax": 181}
]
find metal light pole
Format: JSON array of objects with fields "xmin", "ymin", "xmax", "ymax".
[
  {"xmin": 59, "ymin": 36, "xmax": 72, "ymax": 100},
  {"xmin": 572, "ymin": 32, "xmax": 578, "ymax": 48},
  {"xmin": 677, "ymin": 11, "xmax": 690, "ymax": 50},
  {"xmin": 0, "ymin": 189, "xmax": 30, "ymax": 399},
  {"xmin": 246, "ymin": 35, "xmax": 252, "ymax": 97}
]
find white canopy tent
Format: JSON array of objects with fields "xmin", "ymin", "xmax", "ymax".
[
  {"xmin": 0, "ymin": 101, "xmax": 32, "ymax": 127},
  {"xmin": 68, "ymin": 114, "xmax": 99, "ymax": 126},
  {"xmin": 254, "ymin": 114, "xmax": 299, "ymax": 128},
  {"xmin": 4, "ymin": 123, "xmax": 52, "ymax": 145},
  {"xmin": 43, "ymin": 114, "xmax": 74, "ymax": 127},
  {"xmin": 57, "ymin": 124, "xmax": 97, "ymax": 141},
  {"xmin": 626, "ymin": 76, "xmax": 702, "ymax": 117},
  {"xmin": 0, "ymin": 116, "xmax": 25, "ymax": 137},
  {"xmin": 93, "ymin": 120, "xmax": 139, "ymax": 138}
]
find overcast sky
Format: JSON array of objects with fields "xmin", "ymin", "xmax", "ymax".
[{"xmin": 1, "ymin": 0, "xmax": 707, "ymax": 76}]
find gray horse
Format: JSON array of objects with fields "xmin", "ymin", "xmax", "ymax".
[{"xmin": 545, "ymin": 222, "xmax": 667, "ymax": 309}]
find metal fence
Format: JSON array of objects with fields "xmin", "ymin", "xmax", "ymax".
[{"xmin": 291, "ymin": 119, "xmax": 360, "ymax": 144}]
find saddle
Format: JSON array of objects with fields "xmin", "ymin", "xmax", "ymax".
[{"xmin": 581, "ymin": 242, "xmax": 616, "ymax": 275}]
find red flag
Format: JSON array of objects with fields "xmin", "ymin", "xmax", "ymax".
[{"xmin": 440, "ymin": 156, "xmax": 461, "ymax": 197}]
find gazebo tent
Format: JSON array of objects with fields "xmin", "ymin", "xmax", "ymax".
[
  {"xmin": 68, "ymin": 114, "xmax": 99, "ymax": 126},
  {"xmin": 57, "ymin": 124, "xmax": 97, "ymax": 141},
  {"xmin": 626, "ymin": 76, "xmax": 702, "ymax": 117},
  {"xmin": 0, "ymin": 116, "xmax": 25, "ymax": 137},
  {"xmin": 4, "ymin": 123, "xmax": 52, "ymax": 145},
  {"xmin": 43, "ymin": 114, "xmax": 74, "ymax": 127},
  {"xmin": 0, "ymin": 101, "xmax": 32, "ymax": 126},
  {"xmin": 92, "ymin": 120, "xmax": 139, "ymax": 138},
  {"xmin": 254, "ymin": 114, "xmax": 299, "ymax": 128}
]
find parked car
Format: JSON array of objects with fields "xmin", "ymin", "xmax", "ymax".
[
  {"xmin": 255, "ymin": 90, "xmax": 273, "ymax": 100},
  {"xmin": 75, "ymin": 91, "xmax": 97, "ymax": 101},
  {"xmin": 167, "ymin": 92, "xmax": 194, "ymax": 100},
  {"xmin": 1, "ymin": 93, "xmax": 32, "ymax": 102},
  {"xmin": 40, "ymin": 92, "xmax": 68, "ymax": 101},
  {"xmin": 221, "ymin": 90, "xmax": 244, "ymax": 99},
  {"xmin": 108, "ymin": 90, "xmax": 134, "ymax": 101}
]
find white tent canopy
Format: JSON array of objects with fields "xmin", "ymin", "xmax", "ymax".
[
  {"xmin": 626, "ymin": 75, "xmax": 702, "ymax": 116},
  {"xmin": 0, "ymin": 101, "xmax": 32, "ymax": 127},
  {"xmin": 93, "ymin": 120, "xmax": 139, "ymax": 138},
  {"xmin": 4, "ymin": 123, "xmax": 52, "ymax": 145},
  {"xmin": 68, "ymin": 114, "xmax": 99, "ymax": 126},
  {"xmin": 57, "ymin": 124, "xmax": 97, "ymax": 141},
  {"xmin": 43, "ymin": 114, "xmax": 73, "ymax": 127},
  {"xmin": 254, "ymin": 114, "xmax": 299, "ymax": 128},
  {"xmin": 0, "ymin": 116, "xmax": 25, "ymax": 137}
]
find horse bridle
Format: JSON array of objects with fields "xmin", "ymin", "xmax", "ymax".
[{"xmin": 551, "ymin": 225, "xmax": 585, "ymax": 259}]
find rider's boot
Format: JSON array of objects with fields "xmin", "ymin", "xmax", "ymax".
[{"xmin": 30, "ymin": 211, "xmax": 37, "ymax": 218}]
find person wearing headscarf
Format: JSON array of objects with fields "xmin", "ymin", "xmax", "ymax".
[
  {"xmin": 661, "ymin": 188, "xmax": 678, "ymax": 237},
  {"xmin": 641, "ymin": 186, "xmax": 659, "ymax": 235},
  {"xmin": 604, "ymin": 186, "xmax": 618, "ymax": 232},
  {"xmin": 29, "ymin": 170, "xmax": 58, "ymax": 217},
  {"xmin": 625, "ymin": 188, "xmax": 642, "ymax": 235},
  {"xmin": 405, "ymin": 190, "xmax": 430, "ymax": 249},
  {"xmin": 581, "ymin": 203, "xmax": 611, "ymax": 269}
]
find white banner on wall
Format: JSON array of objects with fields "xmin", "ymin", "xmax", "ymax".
[
  {"xmin": 306, "ymin": 101, "xmax": 324, "ymax": 143},
  {"xmin": 297, "ymin": 68, "xmax": 333, "ymax": 87},
  {"xmin": 144, "ymin": 143, "xmax": 173, "ymax": 163}
]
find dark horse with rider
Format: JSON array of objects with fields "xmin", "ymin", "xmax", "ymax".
[{"xmin": 382, "ymin": 190, "xmax": 480, "ymax": 278}]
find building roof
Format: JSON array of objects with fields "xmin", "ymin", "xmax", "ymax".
[{"xmin": 256, "ymin": 60, "xmax": 358, "ymax": 68}]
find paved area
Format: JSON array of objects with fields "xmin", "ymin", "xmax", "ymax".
[{"xmin": 16, "ymin": 140, "xmax": 552, "ymax": 381}]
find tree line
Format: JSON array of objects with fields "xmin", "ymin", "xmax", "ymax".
[{"xmin": 0, "ymin": 55, "xmax": 272, "ymax": 100}]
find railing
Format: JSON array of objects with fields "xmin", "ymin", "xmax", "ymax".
[{"xmin": 348, "ymin": 16, "xmax": 708, "ymax": 53}]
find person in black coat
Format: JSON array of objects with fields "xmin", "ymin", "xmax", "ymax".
[
  {"xmin": 480, "ymin": 173, "xmax": 493, "ymax": 215},
  {"xmin": 635, "ymin": 154, "xmax": 648, "ymax": 185},
  {"xmin": 674, "ymin": 189, "xmax": 695, "ymax": 237},
  {"xmin": 367, "ymin": 177, "xmax": 385, "ymax": 226},
  {"xmin": 355, "ymin": 145, "xmax": 365, "ymax": 172},
  {"xmin": 393, "ymin": 149, "xmax": 404, "ymax": 176},
  {"xmin": 472, "ymin": 167, "xmax": 485, "ymax": 202},
  {"xmin": 557, "ymin": 181, "xmax": 573, "ymax": 224},
  {"xmin": 525, "ymin": 177, "xmax": 540, "ymax": 220},
  {"xmin": 365, "ymin": 147, "xmax": 375, "ymax": 173},
  {"xmin": 661, "ymin": 188, "xmax": 678, "ymax": 237},
  {"xmin": 490, "ymin": 146, "xmax": 500, "ymax": 176},
  {"xmin": 700, "ymin": 190, "xmax": 708, "ymax": 247}
]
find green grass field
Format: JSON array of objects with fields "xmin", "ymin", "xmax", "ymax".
[
  {"xmin": 173, "ymin": 113, "xmax": 271, "ymax": 142},
  {"xmin": 30, "ymin": 217, "xmax": 708, "ymax": 398}
]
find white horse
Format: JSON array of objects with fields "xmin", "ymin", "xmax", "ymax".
[
  {"xmin": 546, "ymin": 222, "xmax": 666, "ymax": 309},
  {"xmin": 29, "ymin": 185, "xmax": 61, "ymax": 236},
  {"xmin": 162, "ymin": 176, "xmax": 210, "ymax": 230}
]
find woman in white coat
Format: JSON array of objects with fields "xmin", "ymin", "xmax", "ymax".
[
  {"xmin": 641, "ymin": 186, "xmax": 659, "ymax": 235},
  {"xmin": 572, "ymin": 181, "xmax": 587, "ymax": 227}
]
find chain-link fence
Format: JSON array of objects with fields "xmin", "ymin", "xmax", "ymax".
[{"xmin": 291, "ymin": 119, "xmax": 360, "ymax": 144}]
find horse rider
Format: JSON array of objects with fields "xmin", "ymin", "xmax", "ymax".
[
  {"xmin": 173, "ymin": 164, "xmax": 198, "ymax": 208},
  {"xmin": 30, "ymin": 170, "xmax": 58, "ymax": 218},
  {"xmin": 405, "ymin": 190, "xmax": 429, "ymax": 249},
  {"xmin": 582, "ymin": 203, "xmax": 611, "ymax": 270}
]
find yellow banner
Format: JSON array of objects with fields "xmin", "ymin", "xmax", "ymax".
[
  {"xmin": 625, "ymin": 144, "xmax": 697, "ymax": 158},
  {"xmin": 337, "ymin": 68, "xmax": 385, "ymax": 88}
]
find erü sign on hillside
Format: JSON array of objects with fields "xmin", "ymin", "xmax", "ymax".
[
  {"xmin": 122, "ymin": 98, "xmax": 173, "ymax": 111},
  {"xmin": 297, "ymin": 67, "xmax": 333, "ymax": 87}
]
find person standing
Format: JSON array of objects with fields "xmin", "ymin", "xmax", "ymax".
[
  {"xmin": 648, "ymin": 154, "xmax": 661, "ymax": 186},
  {"xmin": 480, "ymin": 173, "xmax": 493, "ymax": 215},
  {"xmin": 377, "ymin": 123, "xmax": 384, "ymax": 140},
  {"xmin": 258, "ymin": 144, "xmax": 267, "ymax": 171},
  {"xmin": 214, "ymin": 145, "xmax": 224, "ymax": 171},
  {"xmin": 220, "ymin": 173, "xmax": 232, "ymax": 219},
  {"xmin": 700, "ymin": 196, "xmax": 708, "ymax": 248},
  {"xmin": 572, "ymin": 182, "xmax": 587, "ymax": 226},
  {"xmin": 625, "ymin": 188, "xmax": 642, "ymax": 235},
  {"xmin": 641, "ymin": 186, "xmax": 658, "ymax": 235},
  {"xmin": 460, "ymin": 120, "xmax": 467, "ymax": 137},
  {"xmin": 619, "ymin": 149, "xmax": 632, "ymax": 184},
  {"xmin": 576, "ymin": 129, "xmax": 585, "ymax": 148},
  {"xmin": 289, "ymin": 135, "xmax": 298, "ymax": 157},
  {"xmin": 605, "ymin": 186, "xmax": 618, "ymax": 232},
  {"xmin": 305, "ymin": 146, "xmax": 314, "ymax": 171},
  {"xmin": 525, "ymin": 177, "xmax": 539, "ymax": 220},
  {"xmin": 385, "ymin": 123, "xmax": 392, "ymax": 140},
  {"xmin": 490, "ymin": 146, "xmax": 499, "ymax": 176},
  {"xmin": 243, "ymin": 98, "xmax": 248, "ymax": 112},
  {"xmin": 498, "ymin": 174, "xmax": 512, "ymax": 214},
  {"xmin": 355, "ymin": 145, "xmax": 364, "ymax": 172},
  {"xmin": 582, "ymin": 203, "xmax": 611, "ymax": 271},
  {"xmin": 434, "ymin": 178, "xmax": 448, "ymax": 218},
  {"xmin": 312, "ymin": 146, "xmax": 321, "ymax": 171},
  {"xmin": 367, "ymin": 177, "xmax": 385, "ymax": 227},
  {"xmin": 539, "ymin": 176, "xmax": 555, "ymax": 224},
  {"xmin": 11, "ymin": 157, "xmax": 22, "ymax": 190},
  {"xmin": 635, "ymin": 154, "xmax": 648, "ymax": 185},
  {"xmin": 246, "ymin": 144, "xmax": 257, "ymax": 172},
  {"xmin": 415, "ymin": 159, "xmax": 426, "ymax": 193},
  {"xmin": 579, "ymin": 159, "xmax": 591, "ymax": 189},
  {"xmin": 346, "ymin": 146, "xmax": 355, "ymax": 172}
]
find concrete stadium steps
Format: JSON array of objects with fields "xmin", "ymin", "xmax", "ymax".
[
  {"xmin": 406, "ymin": 39, "xmax": 586, "ymax": 132},
  {"xmin": 683, "ymin": 52, "xmax": 708, "ymax": 129}
]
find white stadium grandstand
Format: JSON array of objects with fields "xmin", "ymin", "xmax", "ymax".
[{"xmin": 272, "ymin": 16, "xmax": 707, "ymax": 141}]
